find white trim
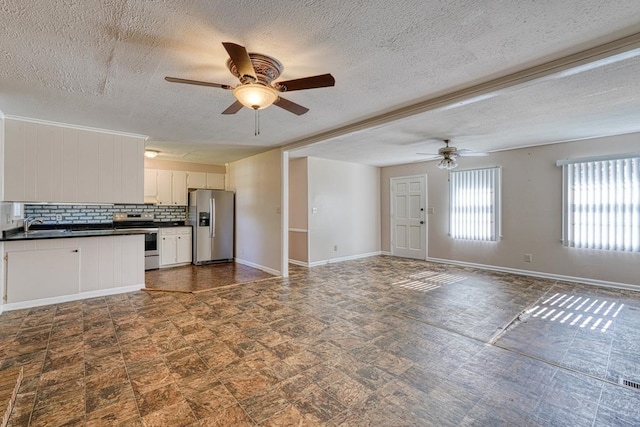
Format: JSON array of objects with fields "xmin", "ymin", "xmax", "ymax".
[
  {"xmin": 288, "ymin": 259, "xmax": 309, "ymax": 267},
  {"xmin": 4, "ymin": 115, "xmax": 148, "ymax": 140},
  {"xmin": 235, "ymin": 257, "xmax": 281, "ymax": 276},
  {"xmin": 288, "ymin": 228, "xmax": 308, "ymax": 233},
  {"xmin": 556, "ymin": 152, "xmax": 640, "ymax": 166},
  {"xmin": 381, "ymin": 251, "xmax": 393, "ymax": 256},
  {"xmin": 308, "ymin": 251, "xmax": 383, "ymax": 267},
  {"xmin": 281, "ymin": 149, "xmax": 289, "ymax": 279},
  {"xmin": 426, "ymin": 257, "xmax": 640, "ymax": 292},
  {"xmin": 1, "ymin": 284, "xmax": 145, "ymax": 312}
]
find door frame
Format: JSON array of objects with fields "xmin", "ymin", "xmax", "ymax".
[{"xmin": 390, "ymin": 174, "xmax": 428, "ymax": 259}]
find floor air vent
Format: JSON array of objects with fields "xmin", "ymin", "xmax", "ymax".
[{"xmin": 619, "ymin": 377, "xmax": 640, "ymax": 391}]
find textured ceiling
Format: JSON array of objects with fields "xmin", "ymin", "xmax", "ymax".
[{"xmin": 0, "ymin": 1, "xmax": 639, "ymax": 166}]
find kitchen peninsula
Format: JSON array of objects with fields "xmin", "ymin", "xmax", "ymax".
[{"xmin": 0, "ymin": 116, "xmax": 148, "ymax": 313}]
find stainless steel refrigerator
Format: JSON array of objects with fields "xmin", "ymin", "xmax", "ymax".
[{"xmin": 188, "ymin": 189, "xmax": 234, "ymax": 265}]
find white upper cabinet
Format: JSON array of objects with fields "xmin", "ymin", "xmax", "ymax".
[
  {"xmin": 144, "ymin": 168, "xmax": 158, "ymax": 203},
  {"xmin": 187, "ymin": 171, "xmax": 206, "ymax": 189},
  {"xmin": 206, "ymin": 173, "xmax": 225, "ymax": 189},
  {"xmin": 146, "ymin": 169, "xmax": 225, "ymax": 205},
  {"xmin": 155, "ymin": 170, "xmax": 187, "ymax": 206},
  {"xmin": 156, "ymin": 169, "xmax": 172, "ymax": 205},
  {"xmin": 1, "ymin": 118, "xmax": 145, "ymax": 204},
  {"xmin": 172, "ymin": 171, "xmax": 188, "ymax": 205}
]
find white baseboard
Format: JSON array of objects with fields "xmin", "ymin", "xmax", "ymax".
[
  {"xmin": 234, "ymin": 258, "xmax": 281, "ymax": 276},
  {"xmin": 308, "ymin": 251, "xmax": 383, "ymax": 267},
  {"xmin": 380, "ymin": 251, "xmax": 393, "ymax": 256},
  {"xmin": 288, "ymin": 259, "xmax": 309, "ymax": 267},
  {"xmin": 426, "ymin": 257, "xmax": 639, "ymax": 292},
  {"xmin": 1, "ymin": 284, "xmax": 145, "ymax": 313}
]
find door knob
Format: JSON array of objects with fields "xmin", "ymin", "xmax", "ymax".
[{"xmin": 420, "ymin": 221, "xmax": 424, "ymax": 224}]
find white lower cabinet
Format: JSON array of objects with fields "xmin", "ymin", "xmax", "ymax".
[
  {"xmin": 160, "ymin": 227, "xmax": 192, "ymax": 267},
  {"xmin": 2, "ymin": 235, "xmax": 144, "ymax": 307},
  {"xmin": 6, "ymin": 248, "xmax": 80, "ymax": 303}
]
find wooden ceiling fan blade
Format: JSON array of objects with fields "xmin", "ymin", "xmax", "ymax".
[
  {"xmin": 274, "ymin": 97, "xmax": 309, "ymax": 115},
  {"xmin": 276, "ymin": 73, "xmax": 335, "ymax": 92},
  {"xmin": 221, "ymin": 100, "xmax": 244, "ymax": 115},
  {"xmin": 165, "ymin": 76, "xmax": 231, "ymax": 89},
  {"xmin": 222, "ymin": 42, "xmax": 257, "ymax": 81}
]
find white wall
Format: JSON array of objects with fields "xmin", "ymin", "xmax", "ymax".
[
  {"xmin": 228, "ymin": 148, "xmax": 283, "ymax": 275},
  {"xmin": 381, "ymin": 133, "xmax": 640, "ymax": 288},
  {"xmin": 308, "ymin": 157, "xmax": 380, "ymax": 264}
]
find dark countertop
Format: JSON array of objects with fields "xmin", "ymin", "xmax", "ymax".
[{"xmin": 1, "ymin": 221, "xmax": 189, "ymax": 241}]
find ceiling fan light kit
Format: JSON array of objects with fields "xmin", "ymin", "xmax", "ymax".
[
  {"xmin": 233, "ymin": 83, "xmax": 279, "ymax": 110},
  {"xmin": 437, "ymin": 155, "xmax": 458, "ymax": 170}
]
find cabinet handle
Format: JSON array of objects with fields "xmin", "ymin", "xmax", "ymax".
[{"xmin": 72, "ymin": 249, "xmax": 79, "ymax": 253}]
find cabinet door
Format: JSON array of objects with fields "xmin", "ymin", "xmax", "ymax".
[
  {"xmin": 61, "ymin": 128, "xmax": 80, "ymax": 202},
  {"xmin": 160, "ymin": 234, "xmax": 177, "ymax": 265},
  {"xmin": 120, "ymin": 136, "xmax": 144, "ymax": 204},
  {"xmin": 144, "ymin": 169, "xmax": 158, "ymax": 202},
  {"xmin": 3, "ymin": 119, "xmax": 27, "ymax": 201},
  {"xmin": 187, "ymin": 172, "xmax": 206, "ymax": 189},
  {"xmin": 156, "ymin": 170, "xmax": 172, "ymax": 205},
  {"xmin": 6, "ymin": 248, "xmax": 80, "ymax": 303},
  {"xmin": 176, "ymin": 229, "xmax": 192, "ymax": 264},
  {"xmin": 206, "ymin": 173, "xmax": 225, "ymax": 189},
  {"xmin": 172, "ymin": 171, "xmax": 188, "ymax": 205},
  {"xmin": 98, "ymin": 133, "xmax": 115, "ymax": 203},
  {"xmin": 77, "ymin": 129, "xmax": 100, "ymax": 203}
]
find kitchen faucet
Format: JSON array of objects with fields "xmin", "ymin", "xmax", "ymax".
[{"xmin": 23, "ymin": 217, "xmax": 43, "ymax": 232}]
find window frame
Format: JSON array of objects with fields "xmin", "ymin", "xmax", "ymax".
[
  {"xmin": 558, "ymin": 153, "xmax": 640, "ymax": 252},
  {"xmin": 448, "ymin": 166, "xmax": 502, "ymax": 242}
]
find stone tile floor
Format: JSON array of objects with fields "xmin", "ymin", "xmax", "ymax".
[
  {"xmin": 144, "ymin": 263, "xmax": 275, "ymax": 293},
  {"xmin": 1, "ymin": 256, "xmax": 639, "ymax": 426}
]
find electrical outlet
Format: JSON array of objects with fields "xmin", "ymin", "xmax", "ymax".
[
  {"xmin": 56, "ymin": 214, "xmax": 62, "ymax": 221},
  {"xmin": 524, "ymin": 254, "xmax": 533, "ymax": 262}
]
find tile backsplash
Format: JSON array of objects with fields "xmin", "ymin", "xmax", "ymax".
[{"xmin": 24, "ymin": 204, "xmax": 187, "ymax": 224}]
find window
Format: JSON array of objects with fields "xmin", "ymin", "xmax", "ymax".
[
  {"xmin": 449, "ymin": 167, "xmax": 501, "ymax": 241},
  {"xmin": 558, "ymin": 154, "xmax": 639, "ymax": 252}
]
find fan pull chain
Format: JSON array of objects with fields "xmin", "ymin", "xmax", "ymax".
[{"xmin": 254, "ymin": 109, "xmax": 261, "ymax": 136}]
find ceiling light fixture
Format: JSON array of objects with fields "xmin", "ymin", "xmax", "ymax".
[
  {"xmin": 144, "ymin": 149, "xmax": 159, "ymax": 158},
  {"xmin": 233, "ymin": 83, "xmax": 278, "ymax": 110},
  {"xmin": 437, "ymin": 155, "xmax": 458, "ymax": 170}
]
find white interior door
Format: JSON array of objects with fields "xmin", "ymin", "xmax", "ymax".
[{"xmin": 391, "ymin": 176, "xmax": 427, "ymax": 259}]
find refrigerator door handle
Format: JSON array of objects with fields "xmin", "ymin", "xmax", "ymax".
[{"xmin": 210, "ymin": 198, "xmax": 216, "ymax": 238}]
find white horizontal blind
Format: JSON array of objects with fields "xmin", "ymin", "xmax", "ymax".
[
  {"xmin": 562, "ymin": 157, "xmax": 640, "ymax": 252},
  {"xmin": 449, "ymin": 167, "xmax": 501, "ymax": 241}
]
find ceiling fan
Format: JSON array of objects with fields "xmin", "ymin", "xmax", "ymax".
[
  {"xmin": 417, "ymin": 139, "xmax": 489, "ymax": 170},
  {"xmin": 165, "ymin": 42, "xmax": 335, "ymax": 116}
]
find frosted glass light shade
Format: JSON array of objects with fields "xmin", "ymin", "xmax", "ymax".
[
  {"xmin": 233, "ymin": 84, "xmax": 278, "ymax": 110},
  {"xmin": 437, "ymin": 156, "xmax": 458, "ymax": 170}
]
